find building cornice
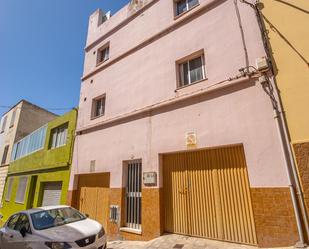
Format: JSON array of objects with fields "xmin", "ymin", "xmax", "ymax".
[{"xmin": 77, "ymin": 75, "xmax": 251, "ymax": 134}]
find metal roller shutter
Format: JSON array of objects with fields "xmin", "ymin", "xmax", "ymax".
[{"xmin": 42, "ymin": 182, "xmax": 62, "ymax": 206}]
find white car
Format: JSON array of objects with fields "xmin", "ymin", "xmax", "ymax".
[{"xmin": 0, "ymin": 205, "xmax": 107, "ymax": 249}]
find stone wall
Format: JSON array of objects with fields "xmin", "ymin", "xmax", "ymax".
[
  {"xmin": 251, "ymin": 187, "xmax": 299, "ymax": 247},
  {"xmin": 293, "ymin": 142, "xmax": 309, "ymax": 218}
]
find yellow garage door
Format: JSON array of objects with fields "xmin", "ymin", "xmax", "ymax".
[
  {"xmin": 163, "ymin": 144, "xmax": 257, "ymax": 245},
  {"xmin": 77, "ymin": 173, "xmax": 110, "ymax": 229}
]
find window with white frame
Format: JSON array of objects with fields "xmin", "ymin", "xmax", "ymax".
[
  {"xmin": 0, "ymin": 116, "xmax": 7, "ymax": 133},
  {"xmin": 178, "ymin": 53, "xmax": 206, "ymax": 87},
  {"xmin": 50, "ymin": 123, "xmax": 68, "ymax": 149},
  {"xmin": 11, "ymin": 125, "xmax": 47, "ymax": 161},
  {"xmin": 97, "ymin": 45, "xmax": 109, "ymax": 65},
  {"xmin": 15, "ymin": 176, "xmax": 28, "ymax": 204},
  {"xmin": 92, "ymin": 95, "xmax": 106, "ymax": 118},
  {"xmin": 5, "ymin": 177, "xmax": 14, "ymax": 202},
  {"xmin": 175, "ymin": 0, "xmax": 199, "ymax": 16},
  {"xmin": 9, "ymin": 109, "xmax": 17, "ymax": 128}
]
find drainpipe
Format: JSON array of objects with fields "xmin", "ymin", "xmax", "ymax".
[
  {"xmin": 239, "ymin": 0, "xmax": 309, "ymax": 247},
  {"xmin": 271, "ymin": 102, "xmax": 307, "ymax": 248}
]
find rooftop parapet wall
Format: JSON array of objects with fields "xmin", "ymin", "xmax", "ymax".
[{"xmin": 86, "ymin": 0, "xmax": 152, "ymax": 48}]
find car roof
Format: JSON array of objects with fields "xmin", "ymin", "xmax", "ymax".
[{"xmin": 21, "ymin": 205, "xmax": 70, "ymax": 215}]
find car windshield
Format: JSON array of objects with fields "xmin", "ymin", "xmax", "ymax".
[{"xmin": 30, "ymin": 207, "xmax": 86, "ymax": 230}]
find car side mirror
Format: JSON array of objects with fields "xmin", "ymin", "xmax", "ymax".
[{"xmin": 20, "ymin": 227, "xmax": 27, "ymax": 237}]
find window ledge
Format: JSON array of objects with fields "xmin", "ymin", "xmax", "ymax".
[
  {"xmin": 49, "ymin": 144, "xmax": 67, "ymax": 151},
  {"xmin": 91, "ymin": 114, "xmax": 105, "ymax": 120},
  {"xmin": 174, "ymin": 3, "xmax": 200, "ymax": 20},
  {"xmin": 96, "ymin": 58, "xmax": 109, "ymax": 67},
  {"xmin": 175, "ymin": 77, "xmax": 208, "ymax": 91},
  {"xmin": 15, "ymin": 201, "xmax": 25, "ymax": 205},
  {"xmin": 120, "ymin": 227, "xmax": 142, "ymax": 235}
]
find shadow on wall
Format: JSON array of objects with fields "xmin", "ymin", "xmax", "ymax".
[
  {"xmin": 273, "ymin": 0, "xmax": 309, "ymax": 15},
  {"xmin": 258, "ymin": 1, "xmax": 309, "ymax": 72}
]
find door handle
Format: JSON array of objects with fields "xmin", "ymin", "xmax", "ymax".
[{"xmin": 178, "ymin": 187, "xmax": 188, "ymax": 194}]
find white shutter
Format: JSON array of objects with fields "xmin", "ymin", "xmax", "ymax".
[
  {"xmin": 15, "ymin": 176, "xmax": 28, "ymax": 203},
  {"xmin": 5, "ymin": 177, "xmax": 14, "ymax": 201},
  {"xmin": 42, "ymin": 182, "xmax": 62, "ymax": 206}
]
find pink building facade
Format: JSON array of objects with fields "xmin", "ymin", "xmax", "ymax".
[{"xmin": 68, "ymin": 0, "xmax": 300, "ymax": 247}]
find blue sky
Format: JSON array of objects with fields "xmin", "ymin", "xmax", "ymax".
[{"xmin": 0, "ymin": 0, "xmax": 128, "ymax": 117}]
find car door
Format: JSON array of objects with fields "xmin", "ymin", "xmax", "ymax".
[
  {"xmin": 0, "ymin": 213, "xmax": 20, "ymax": 249},
  {"xmin": 13, "ymin": 214, "xmax": 32, "ymax": 249}
]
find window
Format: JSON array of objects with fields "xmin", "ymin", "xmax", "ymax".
[
  {"xmin": 97, "ymin": 45, "xmax": 109, "ymax": 65},
  {"xmin": 0, "ymin": 116, "xmax": 7, "ymax": 133},
  {"xmin": 11, "ymin": 125, "xmax": 47, "ymax": 161},
  {"xmin": 14, "ymin": 214, "xmax": 31, "ymax": 233},
  {"xmin": 175, "ymin": 0, "xmax": 199, "ymax": 16},
  {"xmin": 15, "ymin": 176, "xmax": 28, "ymax": 204},
  {"xmin": 178, "ymin": 54, "xmax": 206, "ymax": 87},
  {"xmin": 5, "ymin": 177, "xmax": 14, "ymax": 202},
  {"xmin": 1, "ymin": 145, "xmax": 9, "ymax": 165},
  {"xmin": 92, "ymin": 96, "xmax": 106, "ymax": 118},
  {"xmin": 9, "ymin": 109, "xmax": 17, "ymax": 128},
  {"xmin": 50, "ymin": 124, "xmax": 68, "ymax": 149},
  {"xmin": 31, "ymin": 207, "xmax": 86, "ymax": 230},
  {"xmin": 7, "ymin": 214, "xmax": 20, "ymax": 229},
  {"xmin": 125, "ymin": 160, "xmax": 142, "ymax": 230}
]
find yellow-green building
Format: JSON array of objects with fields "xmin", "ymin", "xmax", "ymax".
[
  {"xmin": 0, "ymin": 109, "xmax": 77, "ymax": 222},
  {"xmin": 261, "ymin": 0, "xmax": 309, "ymax": 241}
]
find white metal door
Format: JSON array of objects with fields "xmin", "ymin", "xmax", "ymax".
[{"xmin": 41, "ymin": 182, "xmax": 62, "ymax": 206}]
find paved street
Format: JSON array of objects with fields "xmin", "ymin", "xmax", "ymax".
[{"xmin": 107, "ymin": 234, "xmax": 294, "ymax": 249}]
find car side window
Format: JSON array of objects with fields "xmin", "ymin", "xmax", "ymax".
[
  {"xmin": 7, "ymin": 214, "xmax": 20, "ymax": 230},
  {"xmin": 15, "ymin": 214, "xmax": 31, "ymax": 233}
]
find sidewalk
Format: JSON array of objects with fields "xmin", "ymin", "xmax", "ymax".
[{"xmin": 107, "ymin": 234, "xmax": 294, "ymax": 249}]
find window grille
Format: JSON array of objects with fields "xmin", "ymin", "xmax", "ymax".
[
  {"xmin": 110, "ymin": 205, "xmax": 119, "ymax": 223},
  {"xmin": 125, "ymin": 160, "xmax": 142, "ymax": 230}
]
